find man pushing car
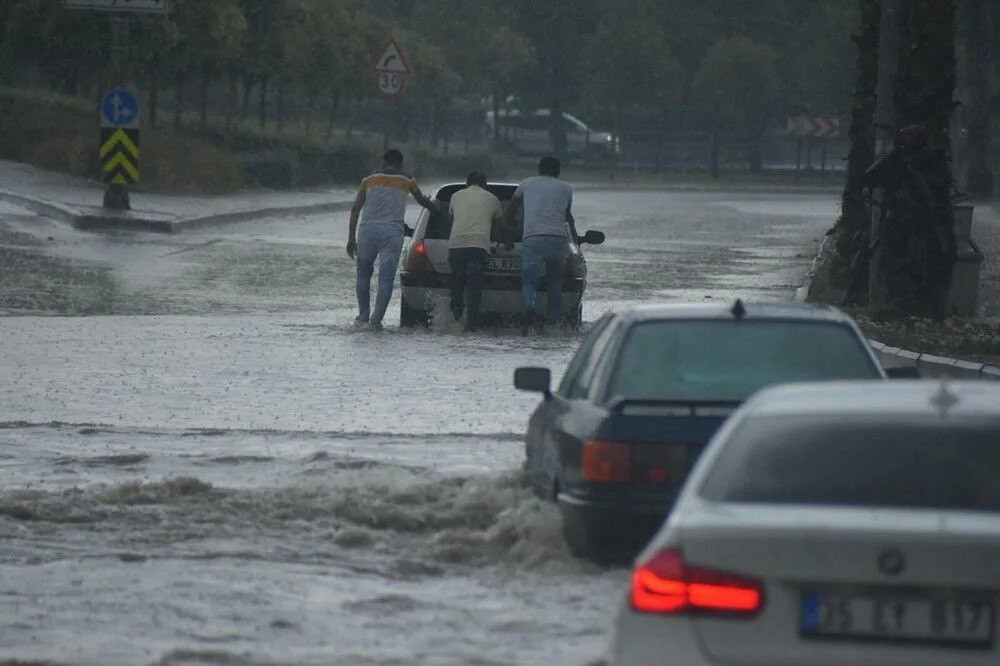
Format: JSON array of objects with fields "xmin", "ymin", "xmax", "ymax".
[{"xmin": 506, "ymin": 156, "xmax": 578, "ymax": 335}]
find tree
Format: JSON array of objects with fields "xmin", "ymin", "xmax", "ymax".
[
  {"xmin": 961, "ymin": 0, "xmax": 994, "ymax": 198},
  {"xmin": 810, "ymin": 0, "xmax": 881, "ymax": 306},
  {"xmin": 865, "ymin": 0, "xmax": 958, "ymax": 320},
  {"xmin": 508, "ymin": 0, "xmax": 596, "ymax": 157},
  {"xmin": 692, "ymin": 37, "xmax": 779, "ymax": 176},
  {"xmin": 165, "ymin": 0, "xmax": 246, "ymax": 130}
]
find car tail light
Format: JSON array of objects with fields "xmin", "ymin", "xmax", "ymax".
[
  {"xmin": 581, "ymin": 440, "xmax": 630, "ymax": 482},
  {"xmin": 405, "ymin": 240, "xmax": 436, "ymax": 272},
  {"xmin": 631, "ymin": 549, "xmax": 764, "ymax": 616}
]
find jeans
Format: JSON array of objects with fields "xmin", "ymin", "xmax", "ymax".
[
  {"xmin": 448, "ymin": 247, "xmax": 488, "ymax": 329},
  {"xmin": 355, "ymin": 223, "xmax": 404, "ymax": 324},
  {"xmin": 521, "ymin": 235, "xmax": 568, "ymax": 325}
]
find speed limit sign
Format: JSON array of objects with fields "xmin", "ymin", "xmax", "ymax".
[
  {"xmin": 373, "ymin": 40, "xmax": 410, "ymax": 98},
  {"xmin": 375, "ymin": 70, "xmax": 407, "ymax": 96}
]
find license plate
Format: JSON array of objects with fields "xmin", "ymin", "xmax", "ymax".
[
  {"xmin": 801, "ymin": 591, "xmax": 996, "ymax": 647},
  {"xmin": 487, "ymin": 256, "xmax": 520, "ymax": 271}
]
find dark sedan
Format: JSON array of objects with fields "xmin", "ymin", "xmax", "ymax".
[{"xmin": 514, "ymin": 301, "xmax": 887, "ymax": 561}]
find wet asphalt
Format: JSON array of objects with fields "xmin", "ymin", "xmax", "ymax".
[{"xmin": 0, "ymin": 189, "xmax": 837, "ymax": 664}]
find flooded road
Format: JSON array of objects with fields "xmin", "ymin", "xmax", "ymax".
[{"xmin": 1, "ymin": 188, "xmax": 837, "ymax": 664}]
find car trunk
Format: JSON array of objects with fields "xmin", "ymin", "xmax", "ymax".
[
  {"xmin": 570, "ymin": 406, "xmax": 734, "ymax": 505},
  {"xmin": 679, "ymin": 504, "xmax": 1000, "ymax": 665},
  {"xmin": 419, "ymin": 235, "xmax": 523, "ymax": 276},
  {"xmin": 609, "ymin": 403, "xmax": 733, "ymax": 488}
]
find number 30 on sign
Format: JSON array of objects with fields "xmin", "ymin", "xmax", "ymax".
[{"xmin": 376, "ymin": 71, "xmax": 407, "ymax": 96}]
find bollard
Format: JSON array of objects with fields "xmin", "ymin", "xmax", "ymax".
[{"xmin": 947, "ymin": 204, "xmax": 984, "ymax": 317}]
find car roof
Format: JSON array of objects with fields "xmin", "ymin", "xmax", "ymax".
[
  {"xmin": 608, "ymin": 301, "xmax": 858, "ymax": 325},
  {"xmin": 432, "ymin": 183, "xmax": 518, "ymax": 201},
  {"xmin": 745, "ymin": 380, "xmax": 1000, "ymax": 417}
]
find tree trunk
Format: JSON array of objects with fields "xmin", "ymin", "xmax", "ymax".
[
  {"xmin": 874, "ymin": 0, "xmax": 958, "ymax": 320},
  {"xmin": 708, "ymin": 130, "xmax": 720, "ymax": 179},
  {"xmin": 241, "ymin": 73, "xmax": 255, "ymax": 121},
  {"xmin": 302, "ymin": 89, "xmax": 316, "ymax": 137},
  {"xmin": 325, "ymin": 91, "xmax": 341, "ymax": 143},
  {"xmin": 276, "ymin": 81, "xmax": 285, "ymax": 129},
  {"xmin": 226, "ymin": 69, "xmax": 237, "ymax": 133},
  {"xmin": 492, "ymin": 88, "xmax": 502, "ymax": 152},
  {"xmin": 148, "ymin": 53, "xmax": 160, "ymax": 129},
  {"xmin": 199, "ymin": 71, "xmax": 210, "ymax": 130},
  {"xmin": 173, "ymin": 80, "xmax": 183, "ymax": 129},
  {"xmin": 962, "ymin": 0, "xmax": 994, "ymax": 198},
  {"xmin": 811, "ymin": 0, "xmax": 880, "ymax": 306},
  {"xmin": 258, "ymin": 77, "xmax": 268, "ymax": 129},
  {"xmin": 653, "ymin": 110, "xmax": 667, "ymax": 173}
]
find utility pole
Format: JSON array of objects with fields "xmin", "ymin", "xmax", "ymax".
[
  {"xmin": 103, "ymin": 14, "xmax": 130, "ymax": 210},
  {"xmin": 868, "ymin": 0, "xmax": 900, "ymax": 312}
]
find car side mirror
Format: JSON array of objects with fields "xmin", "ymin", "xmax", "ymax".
[
  {"xmin": 886, "ymin": 366, "xmax": 920, "ymax": 379},
  {"xmin": 581, "ymin": 230, "xmax": 605, "ymax": 245},
  {"xmin": 514, "ymin": 366, "xmax": 551, "ymax": 395}
]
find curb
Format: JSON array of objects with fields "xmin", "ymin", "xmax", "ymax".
[
  {"xmin": 175, "ymin": 201, "xmax": 353, "ymax": 231},
  {"xmin": 796, "ymin": 238, "xmax": 999, "ymax": 381},
  {"xmin": 868, "ymin": 339, "xmax": 1000, "ymax": 381},
  {"xmin": 575, "ymin": 183, "xmax": 842, "ymax": 195},
  {"xmin": 0, "ymin": 188, "xmax": 88, "ymax": 226},
  {"xmin": 0, "ymin": 188, "xmax": 352, "ymax": 233}
]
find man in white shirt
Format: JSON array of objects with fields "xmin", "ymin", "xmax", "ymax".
[
  {"xmin": 447, "ymin": 171, "xmax": 503, "ymax": 332},
  {"xmin": 506, "ymin": 156, "xmax": 577, "ymax": 335}
]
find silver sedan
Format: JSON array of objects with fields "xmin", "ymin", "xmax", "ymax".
[{"xmin": 612, "ymin": 380, "xmax": 1000, "ymax": 666}]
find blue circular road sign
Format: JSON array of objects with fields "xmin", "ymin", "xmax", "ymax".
[{"xmin": 102, "ymin": 88, "xmax": 140, "ymax": 128}]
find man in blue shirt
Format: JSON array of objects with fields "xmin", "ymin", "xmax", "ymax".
[{"xmin": 506, "ymin": 156, "xmax": 577, "ymax": 335}]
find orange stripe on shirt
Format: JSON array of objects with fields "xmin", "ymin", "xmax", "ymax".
[{"xmin": 363, "ymin": 175, "xmax": 416, "ymax": 193}]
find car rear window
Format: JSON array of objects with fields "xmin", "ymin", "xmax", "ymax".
[
  {"xmin": 700, "ymin": 415, "xmax": 1000, "ymax": 511},
  {"xmin": 424, "ymin": 185, "xmax": 520, "ymax": 240},
  {"xmin": 607, "ymin": 320, "xmax": 880, "ymax": 402}
]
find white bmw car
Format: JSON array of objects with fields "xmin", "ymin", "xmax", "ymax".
[
  {"xmin": 397, "ymin": 182, "xmax": 605, "ymax": 328},
  {"xmin": 612, "ymin": 380, "xmax": 1000, "ymax": 666}
]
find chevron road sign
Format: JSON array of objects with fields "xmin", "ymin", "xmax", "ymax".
[
  {"xmin": 787, "ymin": 116, "xmax": 841, "ymax": 138},
  {"xmin": 100, "ymin": 127, "xmax": 140, "ymax": 184}
]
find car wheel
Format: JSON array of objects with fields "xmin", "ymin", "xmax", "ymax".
[{"xmin": 399, "ymin": 296, "xmax": 428, "ymax": 328}]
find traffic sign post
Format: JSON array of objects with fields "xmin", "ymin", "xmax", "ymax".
[
  {"xmin": 373, "ymin": 40, "xmax": 410, "ymax": 150},
  {"xmin": 100, "ymin": 88, "xmax": 140, "ymax": 190},
  {"xmin": 66, "ymin": 0, "xmax": 164, "ymax": 209}
]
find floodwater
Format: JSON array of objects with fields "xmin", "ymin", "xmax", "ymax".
[{"xmin": 0, "ymin": 188, "xmax": 837, "ymax": 664}]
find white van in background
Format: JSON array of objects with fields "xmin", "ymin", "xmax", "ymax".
[{"xmin": 485, "ymin": 109, "xmax": 618, "ymax": 162}]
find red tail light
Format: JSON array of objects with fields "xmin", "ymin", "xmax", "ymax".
[
  {"xmin": 631, "ymin": 549, "xmax": 764, "ymax": 616},
  {"xmin": 405, "ymin": 240, "xmax": 436, "ymax": 272},
  {"xmin": 581, "ymin": 440, "xmax": 630, "ymax": 482}
]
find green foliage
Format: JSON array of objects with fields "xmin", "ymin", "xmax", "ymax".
[
  {"xmin": 583, "ymin": 0, "xmax": 682, "ymax": 120},
  {"xmin": 0, "ymin": 0, "xmax": 876, "ymax": 188},
  {"xmin": 693, "ymin": 37, "xmax": 779, "ymax": 135}
]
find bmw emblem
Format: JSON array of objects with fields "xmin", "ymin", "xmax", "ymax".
[{"xmin": 878, "ymin": 547, "xmax": 905, "ymax": 576}]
